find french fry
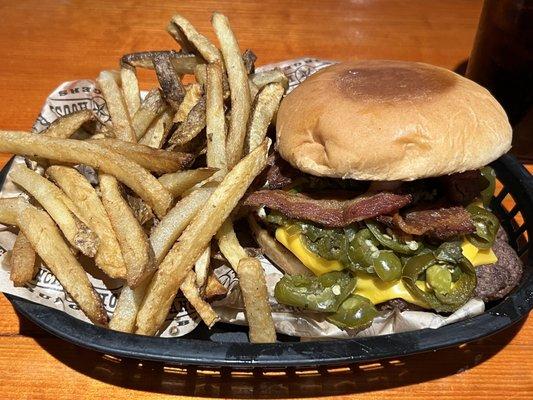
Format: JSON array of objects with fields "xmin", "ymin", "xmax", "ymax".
[
  {"xmin": 194, "ymin": 64, "xmax": 207, "ymax": 86},
  {"xmin": 250, "ymin": 68, "xmax": 289, "ymax": 91},
  {"xmin": 174, "ymin": 83, "xmax": 203, "ymax": 123},
  {"xmin": 131, "ymin": 89, "xmax": 167, "ymax": 140},
  {"xmin": 216, "ymin": 219, "xmax": 247, "ymax": 269},
  {"xmin": 158, "ymin": 168, "xmax": 217, "ymax": 198},
  {"xmin": 244, "ymin": 83, "xmax": 285, "ymax": 154},
  {"xmin": 109, "ymin": 282, "xmax": 148, "ymax": 333},
  {"xmin": 0, "ymin": 197, "xmax": 28, "ymax": 226},
  {"xmin": 46, "ymin": 166, "xmax": 127, "ymax": 279},
  {"xmin": 42, "ymin": 110, "xmax": 93, "ymax": 139},
  {"xmin": 168, "ymin": 96, "xmax": 206, "ymax": 146},
  {"xmin": 136, "ymin": 139, "xmax": 269, "ymax": 335},
  {"xmin": 126, "ymin": 194, "xmax": 154, "ymax": 226},
  {"xmin": 0, "ymin": 131, "xmax": 173, "ymax": 217},
  {"xmin": 139, "ymin": 109, "xmax": 174, "ymax": 149},
  {"xmin": 90, "ymin": 138, "xmax": 194, "ymax": 174},
  {"xmin": 168, "ymin": 14, "xmax": 222, "ymax": 65},
  {"xmin": 18, "ymin": 205, "xmax": 108, "ymax": 325},
  {"xmin": 120, "ymin": 67, "xmax": 141, "ymax": 117},
  {"xmin": 150, "ymin": 186, "xmax": 216, "ymax": 265},
  {"xmin": 194, "ymin": 246, "xmax": 211, "ymax": 289},
  {"xmin": 206, "ymin": 63, "xmax": 227, "ymax": 173},
  {"xmin": 242, "ymin": 49, "xmax": 257, "ymax": 74},
  {"xmin": 237, "ymin": 257, "xmax": 276, "ymax": 343},
  {"xmin": 212, "ymin": 12, "xmax": 252, "ymax": 169},
  {"xmin": 153, "ymin": 53, "xmax": 185, "ymax": 110},
  {"xmin": 99, "ymin": 174, "xmax": 154, "ymax": 288},
  {"xmin": 121, "ymin": 50, "xmax": 201, "ymax": 74},
  {"xmin": 204, "ymin": 272, "xmax": 228, "ymax": 301},
  {"xmin": 10, "ymin": 232, "xmax": 37, "ymax": 287},
  {"xmin": 181, "ymin": 270, "xmax": 219, "ymax": 327},
  {"xmin": 10, "ymin": 164, "xmax": 99, "ymax": 257},
  {"xmin": 248, "ymin": 216, "xmax": 312, "ymax": 276},
  {"xmin": 96, "ymin": 70, "xmax": 136, "ymax": 142}
]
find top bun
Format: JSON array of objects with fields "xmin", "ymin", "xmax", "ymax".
[{"xmin": 276, "ymin": 60, "xmax": 512, "ymax": 181}]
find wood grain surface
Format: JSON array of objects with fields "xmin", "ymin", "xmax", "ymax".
[{"xmin": 0, "ymin": 1, "xmax": 532, "ymax": 399}]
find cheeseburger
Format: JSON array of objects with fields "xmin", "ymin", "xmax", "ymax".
[{"xmin": 245, "ymin": 60, "xmax": 523, "ymax": 331}]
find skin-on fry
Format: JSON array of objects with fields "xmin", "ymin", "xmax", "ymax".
[
  {"xmin": 174, "ymin": 83, "xmax": 203, "ymax": 123},
  {"xmin": 194, "ymin": 64, "xmax": 207, "ymax": 86},
  {"xmin": 237, "ymin": 257, "xmax": 276, "ymax": 343},
  {"xmin": 99, "ymin": 174, "xmax": 154, "ymax": 288},
  {"xmin": 216, "ymin": 219, "xmax": 247, "ymax": 270},
  {"xmin": 194, "ymin": 246, "xmax": 211, "ymax": 289},
  {"xmin": 250, "ymin": 68, "xmax": 289, "ymax": 91},
  {"xmin": 126, "ymin": 194, "xmax": 154, "ymax": 226},
  {"xmin": 150, "ymin": 186, "xmax": 216, "ymax": 265},
  {"xmin": 242, "ymin": 49, "xmax": 257, "ymax": 74},
  {"xmin": 206, "ymin": 63, "xmax": 227, "ymax": 173},
  {"xmin": 43, "ymin": 110, "xmax": 93, "ymax": 139},
  {"xmin": 10, "ymin": 164, "xmax": 99, "ymax": 257},
  {"xmin": 0, "ymin": 197, "xmax": 28, "ymax": 226},
  {"xmin": 18, "ymin": 205, "xmax": 108, "ymax": 325},
  {"xmin": 121, "ymin": 67, "xmax": 141, "ymax": 117},
  {"xmin": 168, "ymin": 14, "xmax": 222, "ymax": 65},
  {"xmin": 0, "ymin": 131, "xmax": 173, "ymax": 217},
  {"xmin": 121, "ymin": 50, "xmax": 201, "ymax": 74},
  {"xmin": 153, "ymin": 53, "xmax": 185, "ymax": 110},
  {"xmin": 91, "ymin": 138, "xmax": 194, "ymax": 174},
  {"xmin": 244, "ymin": 83, "xmax": 285, "ymax": 154},
  {"xmin": 10, "ymin": 232, "xmax": 37, "ymax": 287},
  {"xmin": 139, "ymin": 109, "xmax": 174, "ymax": 149},
  {"xmin": 203, "ymin": 272, "xmax": 228, "ymax": 301},
  {"xmin": 168, "ymin": 96, "xmax": 206, "ymax": 146},
  {"xmin": 158, "ymin": 168, "xmax": 217, "ymax": 198},
  {"xmin": 212, "ymin": 12, "xmax": 252, "ymax": 169},
  {"xmin": 47, "ymin": 166, "xmax": 127, "ymax": 279},
  {"xmin": 96, "ymin": 70, "xmax": 136, "ymax": 142},
  {"xmin": 181, "ymin": 270, "xmax": 220, "ymax": 328},
  {"xmin": 248, "ymin": 216, "xmax": 312, "ymax": 276},
  {"xmin": 110, "ymin": 185, "xmax": 216, "ymax": 333},
  {"xmin": 109, "ymin": 283, "xmax": 148, "ymax": 333},
  {"xmin": 132, "ymin": 89, "xmax": 167, "ymax": 140},
  {"xmin": 136, "ymin": 139, "xmax": 269, "ymax": 335}
]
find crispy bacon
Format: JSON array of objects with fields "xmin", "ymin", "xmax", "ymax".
[
  {"xmin": 244, "ymin": 190, "xmax": 412, "ymax": 228},
  {"xmin": 378, "ymin": 207, "xmax": 475, "ymax": 240}
]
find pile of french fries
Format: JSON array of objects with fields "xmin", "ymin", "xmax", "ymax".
[{"xmin": 0, "ymin": 12, "xmax": 289, "ymax": 343}]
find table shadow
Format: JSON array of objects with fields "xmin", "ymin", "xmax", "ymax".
[{"xmin": 17, "ymin": 311, "xmax": 526, "ymax": 398}]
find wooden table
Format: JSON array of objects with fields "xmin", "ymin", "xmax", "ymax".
[{"xmin": 0, "ymin": 1, "xmax": 531, "ymax": 399}]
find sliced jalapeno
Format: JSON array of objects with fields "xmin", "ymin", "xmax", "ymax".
[
  {"xmin": 365, "ymin": 220, "xmax": 422, "ymax": 255},
  {"xmin": 327, "ymin": 295, "xmax": 378, "ymax": 330},
  {"xmin": 372, "ymin": 250, "xmax": 403, "ymax": 282},
  {"xmin": 346, "ymin": 228, "xmax": 379, "ymax": 272},
  {"xmin": 480, "ymin": 166, "xmax": 496, "ymax": 207},
  {"xmin": 274, "ymin": 271, "xmax": 357, "ymax": 312},
  {"xmin": 466, "ymin": 204, "xmax": 500, "ymax": 249},
  {"xmin": 426, "ymin": 265, "xmax": 452, "ymax": 295}
]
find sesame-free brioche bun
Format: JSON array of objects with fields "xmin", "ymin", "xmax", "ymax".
[{"xmin": 276, "ymin": 60, "xmax": 512, "ymax": 181}]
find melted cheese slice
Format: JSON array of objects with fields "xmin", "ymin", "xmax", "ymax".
[{"xmin": 275, "ymin": 225, "xmax": 498, "ymax": 307}]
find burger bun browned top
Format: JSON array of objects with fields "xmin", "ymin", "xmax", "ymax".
[{"xmin": 276, "ymin": 60, "xmax": 512, "ymax": 181}]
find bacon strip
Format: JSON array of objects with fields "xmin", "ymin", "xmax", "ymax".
[
  {"xmin": 244, "ymin": 190, "xmax": 411, "ymax": 228},
  {"xmin": 377, "ymin": 206, "xmax": 475, "ymax": 240}
]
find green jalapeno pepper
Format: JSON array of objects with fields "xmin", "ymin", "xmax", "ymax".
[
  {"xmin": 346, "ymin": 228, "xmax": 379, "ymax": 272},
  {"xmin": 372, "ymin": 250, "xmax": 403, "ymax": 282},
  {"xmin": 365, "ymin": 220, "xmax": 422, "ymax": 255},
  {"xmin": 480, "ymin": 166, "xmax": 496, "ymax": 207},
  {"xmin": 426, "ymin": 265, "xmax": 452, "ymax": 294},
  {"xmin": 326, "ymin": 294, "xmax": 379, "ymax": 330},
  {"xmin": 274, "ymin": 271, "xmax": 357, "ymax": 312},
  {"xmin": 466, "ymin": 204, "xmax": 500, "ymax": 249},
  {"xmin": 402, "ymin": 242, "xmax": 476, "ymax": 312}
]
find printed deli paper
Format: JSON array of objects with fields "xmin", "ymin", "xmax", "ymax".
[{"xmin": 0, "ymin": 58, "xmax": 484, "ymax": 339}]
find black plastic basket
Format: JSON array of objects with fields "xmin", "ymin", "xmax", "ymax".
[{"xmin": 2, "ymin": 154, "xmax": 532, "ymax": 368}]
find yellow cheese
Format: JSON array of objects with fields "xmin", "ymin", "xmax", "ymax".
[
  {"xmin": 460, "ymin": 239, "xmax": 498, "ymax": 267},
  {"xmin": 275, "ymin": 224, "xmax": 498, "ymax": 308},
  {"xmin": 275, "ymin": 226, "xmax": 428, "ymax": 307}
]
